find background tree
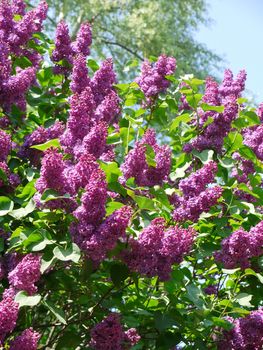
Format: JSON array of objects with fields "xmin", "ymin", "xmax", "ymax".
[{"xmin": 29, "ymin": 0, "xmax": 221, "ymax": 78}]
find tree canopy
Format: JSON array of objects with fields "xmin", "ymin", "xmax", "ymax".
[{"xmin": 30, "ymin": 0, "xmax": 221, "ymax": 77}]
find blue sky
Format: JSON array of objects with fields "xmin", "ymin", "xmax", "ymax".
[{"xmin": 195, "ymin": 0, "xmax": 263, "ymax": 101}]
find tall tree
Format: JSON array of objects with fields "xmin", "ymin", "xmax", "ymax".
[{"xmin": 30, "ymin": 0, "xmax": 221, "ymax": 77}]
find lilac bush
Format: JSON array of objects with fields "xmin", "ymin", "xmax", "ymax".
[{"xmin": 0, "ymin": 1, "xmax": 262, "ymax": 349}]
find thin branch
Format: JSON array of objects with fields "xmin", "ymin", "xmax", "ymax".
[{"xmin": 101, "ymin": 39, "xmax": 144, "ymax": 61}]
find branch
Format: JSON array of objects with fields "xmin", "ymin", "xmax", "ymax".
[{"xmin": 101, "ymin": 39, "xmax": 144, "ymax": 61}]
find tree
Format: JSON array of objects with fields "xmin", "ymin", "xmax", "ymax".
[{"xmin": 30, "ymin": 0, "xmax": 221, "ymax": 78}]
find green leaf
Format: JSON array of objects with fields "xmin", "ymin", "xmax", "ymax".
[
  {"xmin": 211, "ymin": 317, "xmax": 234, "ymax": 330},
  {"xmin": 9, "ymin": 200, "xmax": 35, "ymax": 220},
  {"xmin": 217, "ymin": 157, "xmax": 234, "ymax": 169},
  {"xmin": 41, "ymin": 189, "xmax": 71, "ymax": 203},
  {"xmin": 0, "ymin": 168, "xmax": 8, "ymax": 184},
  {"xmin": 170, "ymin": 161, "xmax": 192, "ymax": 180},
  {"xmin": 110, "ymin": 263, "xmax": 129, "ymax": 287},
  {"xmin": 222, "ymin": 268, "xmax": 240, "ymax": 274},
  {"xmin": 0, "ymin": 237, "xmax": 4, "ymax": 253},
  {"xmin": 144, "ymin": 144, "xmax": 156, "ymax": 167},
  {"xmin": 201, "ymin": 103, "xmax": 224, "ymax": 113},
  {"xmin": 225, "ymin": 132, "xmax": 243, "ymax": 153},
  {"xmin": 53, "ymin": 244, "xmax": 81, "ymax": 263},
  {"xmin": 244, "ymin": 269, "xmax": 263, "ymax": 284},
  {"xmin": 99, "ymin": 162, "xmax": 121, "ymax": 182},
  {"xmin": 87, "ymin": 59, "xmax": 99, "ymax": 72},
  {"xmin": 41, "ymin": 256, "xmax": 56, "ymax": 274},
  {"xmin": 43, "ymin": 300, "xmax": 67, "ymax": 324},
  {"xmin": 30, "ymin": 138, "xmax": 60, "ymax": 151},
  {"xmin": 186, "ymin": 284, "xmax": 205, "ymax": 309},
  {"xmin": 23, "ymin": 229, "xmax": 54, "ymax": 252},
  {"xmin": 192, "ymin": 149, "xmax": 214, "ymax": 164},
  {"xmin": 15, "ymin": 291, "xmax": 41, "ymax": 307},
  {"xmin": 186, "ymin": 93, "xmax": 202, "ymax": 109},
  {"xmin": 106, "ymin": 201, "xmax": 124, "ymax": 215},
  {"xmin": 134, "ymin": 195, "xmax": 155, "ymax": 211},
  {"xmin": 235, "ymin": 293, "xmax": 253, "ymax": 307},
  {"xmin": 0, "ymin": 196, "xmax": 14, "ymax": 216},
  {"xmin": 154, "ymin": 311, "xmax": 176, "ymax": 331},
  {"xmin": 56, "ymin": 331, "xmax": 81, "ymax": 350},
  {"xmin": 170, "ymin": 114, "xmax": 191, "ymax": 131}
]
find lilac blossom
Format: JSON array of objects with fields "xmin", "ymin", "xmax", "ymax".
[
  {"xmin": 19, "ymin": 121, "xmax": 65, "ymax": 165},
  {"xmin": 70, "ymin": 54, "xmax": 90, "ymax": 93},
  {"xmin": 243, "ymin": 125, "xmax": 263, "ymax": 161},
  {"xmin": 204, "ymin": 285, "xmax": 217, "ymax": 295},
  {"xmin": 89, "ymin": 313, "xmax": 140, "ymax": 350},
  {"xmin": 218, "ymin": 309, "xmax": 263, "ymax": 350},
  {"xmin": 74, "ymin": 121, "xmax": 108, "ymax": 159},
  {"xmin": 173, "ymin": 186, "xmax": 222, "ymax": 223},
  {"xmin": 0, "ymin": 297, "xmax": 19, "ymax": 343},
  {"xmin": 72, "ymin": 22, "xmax": 92, "ymax": 56},
  {"xmin": 65, "ymin": 153, "xmax": 99, "ymax": 194},
  {"xmin": 218, "ymin": 69, "xmax": 247, "ymax": 98},
  {"xmin": 73, "ymin": 169, "xmax": 107, "ymax": 226},
  {"xmin": 123, "ymin": 218, "xmax": 195, "ymax": 281},
  {"xmin": 10, "ymin": 1, "xmax": 48, "ymax": 48},
  {"xmin": 8, "ymin": 253, "xmax": 41, "ymax": 295},
  {"xmin": 136, "ymin": 55, "xmax": 176, "ymax": 102},
  {"xmin": 71, "ymin": 186, "xmax": 132, "ymax": 263},
  {"xmin": 35, "ymin": 148, "xmax": 67, "ymax": 195},
  {"xmin": 95, "ymin": 90, "xmax": 120, "ymax": 124},
  {"xmin": 3, "ymin": 67, "xmax": 36, "ymax": 112},
  {"xmin": 91, "ymin": 58, "xmax": 117, "ymax": 105},
  {"xmin": 215, "ymin": 221, "xmax": 263, "ymax": 269},
  {"xmin": 179, "ymin": 161, "xmax": 218, "ymax": 198},
  {"xmin": 0, "ymin": 129, "xmax": 11, "ymax": 161},
  {"xmin": 12, "ymin": 0, "xmax": 26, "ymax": 15},
  {"xmin": 10, "ymin": 328, "xmax": 41, "ymax": 350},
  {"xmin": 120, "ymin": 128, "xmax": 171, "ymax": 187},
  {"xmin": 124, "ymin": 328, "xmax": 141, "ymax": 346},
  {"xmin": 51, "ymin": 20, "xmax": 73, "ymax": 64},
  {"xmin": 60, "ymin": 86, "xmax": 95, "ymax": 154},
  {"xmin": 185, "ymin": 70, "xmax": 246, "ymax": 153}
]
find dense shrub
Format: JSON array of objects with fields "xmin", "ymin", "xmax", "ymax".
[{"xmin": 0, "ymin": 1, "xmax": 262, "ymax": 349}]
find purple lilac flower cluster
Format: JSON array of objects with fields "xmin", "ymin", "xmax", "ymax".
[
  {"xmin": 123, "ymin": 217, "xmax": 195, "ymax": 281},
  {"xmin": 35, "ymin": 143, "xmax": 115, "ymax": 212},
  {"xmin": 89, "ymin": 313, "xmax": 140, "ymax": 350},
  {"xmin": 70, "ymin": 169, "xmax": 132, "ymax": 263},
  {"xmin": 172, "ymin": 161, "xmax": 222, "ymax": 222},
  {"xmin": 0, "ymin": 129, "xmax": 20, "ymax": 188},
  {"xmin": 184, "ymin": 70, "xmax": 246, "ymax": 153},
  {"xmin": 0, "ymin": 0, "xmax": 48, "ymax": 112},
  {"xmin": 0, "ymin": 252, "xmax": 41, "ymax": 346},
  {"xmin": 34, "ymin": 148, "xmax": 78, "ymax": 210},
  {"xmin": 36, "ymin": 26, "xmax": 121, "ymax": 213},
  {"xmin": 178, "ymin": 82, "xmax": 192, "ymax": 111},
  {"xmin": 0, "ymin": 296, "xmax": 19, "ymax": 344},
  {"xmin": 60, "ymin": 57, "xmax": 119, "ymax": 160},
  {"xmin": 120, "ymin": 128, "xmax": 171, "ymax": 187},
  {"xmin": 215, "ymin": 221, "xmax": 263, "ymax": 269},
  {"xmin": 242, "ymin": 103, "xmax": 263, "ymax": 161},
  {"xmin": 231, "ymin": 152, "xmax": 257, "ymax": 202},
  {"xmin": 204, "ymin": 285, "xmax": 217, "ymax": 295},
  {"xmin": 136, "ymin": 55, "xmax": 176, "ymax": 105},
  {"xmin": 218, "ymin": 308, "xmax": 263, "ymax": 350},
  {"xmin": 9, "ymin": 328, "xmax": 40, "ymax": 350},
  {"xmin": 19, "ymin": 121, "xmax": 64, "ymax": 165},
  {"xmin": 51, "ymin": 20, "xmax": 92, "ymax": 74},
  {"xmin": 8, "ymin": 253, "xmax": 41, "ymax": 295}
]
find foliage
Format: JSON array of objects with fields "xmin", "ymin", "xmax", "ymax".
[
  {"xmin": 0, "ymin": 1, "xmax": 263, "ymax": 350},
  {"xmin": 29, "ymin": 0, "xmax": 221, "ymax": 78}
]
